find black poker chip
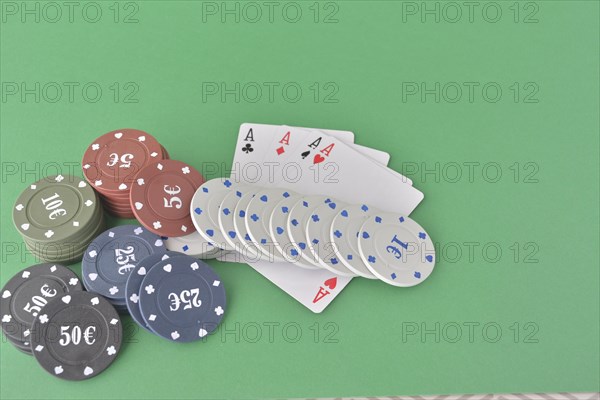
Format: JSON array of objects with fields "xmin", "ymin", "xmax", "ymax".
[
  {"xmin": 30, "ymin": 291, "xmax": 122, "ymax": 381},
  {"xmin": 0, "ymin": 263, "xmax": 83, "ymax": 343}
]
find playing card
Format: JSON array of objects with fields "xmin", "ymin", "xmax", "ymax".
[
  {"xmin": 271, "ymin": 131, "xmax": 423, "ymax": 214},
  {"xmin": 231, "ymin": 123, "xmax": 354, "ymax": 186},
  {"xmin": 217, "ymin": 254, "xmax": 352, "ymax": 313}
]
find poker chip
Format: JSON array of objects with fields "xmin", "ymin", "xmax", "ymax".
[
  {"xmin": 329, "ymin": 204, "xmax": 378, "ymax": 279},
  {"xmin": 286, "ymin": 195, "xmax": 330, "ymax": 268},
  {"xmin": 357, "ymin": 213, "xmax": 436, "ymax": 287},
  {"xmin": 125, "ymin": 251, "xmax": 187, "ymax": 332},
  {"xmin": 82, "ymin": 224, "xmax": 166, "ymax": 309},
  {"xmin": 30, "ymin": 291, "xmax": 122, "ymax": 380},
  {"xmin": 190, "ymin": 178, "xmax": 237, "ymax": 250},
  {"xmin": 138, "ymin": 255, "xmax": 226, "ymax": 342},
  {"xmin": 0, "ymin": 263, "xmax": 83, "ymax": 344},
  {"xmin": 163, "ymin": 232, "xmax": 222, "ymax": 259},
  {"xmin": 130, "ymin": 159, "xmax": 205, "ymax": 237},
  {"xmin": 244, "ymin": 188, "xmax": 294, "ymax": 262},
  {"xmin": 12, "ymin": 175, "xmax": 104, "ymax": 263},
  {"xmin": 268, "ymin": 193, "xmax": 318, "ymax": 269},
  {"xmin": 232, "ymin": 188, "xmax": 262, "ymax": 260},
  {"xmin": 82, "ymin": 128, "xmax": 169, "ymax": 218},
  {"xmin": 305, "ymin": 199, "xmax": 356, "ymax": 277},
  {"xmin": 217, "ymin": 184, "xmax": 260, "ymax": 256}
]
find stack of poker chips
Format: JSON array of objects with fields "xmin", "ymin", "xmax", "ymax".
[
  {"xmin": 12, "ymin": 175, "xmax": 105, "ymax": 264},
  {"xmin": 124, "ymin": 252, "xmax": 226, "ymax": 342},
  {"xmin": 81, "ymin": 224, "xmax": 166, "ymax": 313},
  {"xmin": 0, "ymin": 264, "xmax": 83, "ymax": 355},
  {"xmin": 81, "ymin": 128, "xmax": 170, "ymax": 219}
]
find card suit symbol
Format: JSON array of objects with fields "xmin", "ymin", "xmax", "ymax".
[
  {"xmin": 324, "ymin": 277, "xmax": 337, "ymax": 290},
  {"xmin": 199, "ymin": 328, "xmax": 208, "ymax": 338},
  {"xmin": 223, "ymin": 208, "xmax": 230, "ymax": 215},
  {"xmin": 145, "ymin": 285, "xmax": 155, "ymax": 294},
  {"xmin": 137, "ymin": 267, "xmax": 147, "ymax": 275},
  {"xmin": 250, "ymin": 214, "xmax": 259, "ymax": 222},
  {"xmin": 291, "ymin": 219, "xmax": 298, "ymax": 226},
  {"xmin": 375, "ymin": 216, "xmax": 382, "ymax": 223},
  {"xmin": 118, "ymin": 183, "xmax": 127, "ymax": 190},
  {"xmin": 181, "ymin": 225, "xmax": 188, "ymax": 233},
  {"xmin": 276, "ymin": 227, "xmax": 284, "ymax": 235},
  {"xmin": 242, "ymin": 143, "xmax": 254, "ymax": 154},
  {"xmin": 181, "ymin": 166, "xmax": 190, "ymax": 175},
  {"xmin": 23, "ymin": 329, "xmax": 30, "ymax": 337},
  {"xmin": 206, "ymin": 229, "xmax": 214, "ymax": 237},
  {"xmin": 39, "ymin": 314, "xmax": 49, "ymax": 324},
  {"xmin": 414, "ymin": 271, "xmax": 422, "ymax": 279},
  {"xmin": 202, "ymin": 187, "xmax": 209, "ymax": 193},
  {"xmin": 107, "ymin": 346, "xmax": 117, "ymax": 356},
  {"xmin": 194, "ymin": 207, "xmax": 202, "ymax": 215},
  {"xmin": 163, "ymin": 264, "xmax": 172, "ymax": 273},
  {"xmin": 2, "ymin": 290, "xmax": 10, "ymax": 299},
  {"xmin": 276, "ymin": 146, "xmax": 285, "ymax": 155},
  {"xmin": 290, "ymin": 249, "xmax": 298, "ymax": 256},
  {"xmin": 298, "ymin": 242, "xmax": 306, "ymax": 250},
  {"xmin": 260, "ymin": 195, "xmax": 268, "ymax": 202},
  {"xmin": 362, "ymin": 231, "xmax": 370, "ymax": 239},
  {"xmin": 21, "ymin": 223, "xmax": 30, "ymax": 231},
  {"xmin": 91, "ymin": 143, "xmax": 100, "ymax": 150},
  {"xmin": 91, "ymin": 297, "xmax": 100, "ymax": 305},
  {"xmin": 302, "ymin": 201, "xmax": 309, "ymax": 207},
  {"xmin": 399, "ymin": 217, "xmax": 405, "ymax": 223},
  {"xmin": 55, "ymin": 175, "xmax": 64, "ymax": 182},
  {"xmin": 328, "ymin": 202, "xmax": 337, "ymax": 209},
  {"xmin": 84, "ymin": 367, "xmax": 94, "ymax": 376},
  {"xmin": 334, "ymin": 230, "xmax": 342, "ymax": 238},
  {"xmin": 282, "ymin": 206, "xmax": 289, "ymax": 213},
  {"xmin": 236, "ymin": 191, "xmax": 242, "ymax": 197},
  {"xmin": 157, "ymin": 163, "xmax": 164, "ymax": 171},
  {"xmin": 84, "ymin": 199, "xmax": 93, "ymax": 207},
  {"xmin": 361, "ymin": 205, "xmax": 369, "ymax": 212},
  {"xmin": 311, "ymin": 214, "xmax": 320, "ymax": 222},
  {"xmin": 171, "ymin": 331, "xmax": 180, "ymax": 340},
  {"xmin": 190, "ymin": 262, "xmax": 199, "ymax": 271},
  {"xmin": 35, "ymin": 345, "xmax": 43, "ymax": 352},
  {"xmin": 419, "ymin": 232, "xmax": 427, "ymax": 239},
  {"xmin": 214, "ymin": 306, "xmax": 224, "ymax": 316},
  {"xmin": 138, "ymin": 135, "xmax": 146, "ymax": 142},
  {"xmin": 301, "ymin": 150, "xmax": 310, "ymax": 159},
  {"xmin": 45, "ymin": 230, "xmax": 54, "ymax": 238},
  {"xmin": 391, "ymin": 273, "xmax": 397, "ymax": 280},
  {"xmin": 109, "ymin": 286, "xmax": 119, "ymax": 295},
  {"xmin": 239, "ymin": 210, "xmax": 245, "ymax": 218},
  {"xmin": 312, "ymin": 239, "xmax": 319, "ymax": 244},
  {"xmin": 2, "ymin": 315, "xmax": 11, "ymax": 323},
  {"xmin": 330, "ymin": 258, "xmax": 339, "ymax": 265},
  {"xmin": 223, "ymin": 180, "xmax": 232, "ymax": 188},
  {"xmin": 228, "ymin": 231, "xmax": 236, "ymax": 239},
  {"xmin": 78, "ymin": 181, "xmax": 87, "ymax": 188},
  {"xmin": 51, "ymin": 265, "xmax": 57, "ymax": 272},
  {"xmin": 130, "ymin": 293, "xmax": 139, "ymax": 303},
  {"xmin": 368, "ymin": 255, "xmax": 376, "ymax": 263},
  {"xmin": 95, "ymin": 180, "xmax": 103, "ymax": 187},
  {"xmin": 155, "ymin": 239, "xmax": 163, "ymax": 247},
  {"xmin": 153, "ymin": 221, "xmax": 162, "ymax": 230},
  {"xmin": 426, "ymin": 255, "xmax": 434, "ymax": 262},
  {"xmin": 15, "ymin": 204, "xmax": 24, "ymax": 211},
  {"xmin": 137, "ymin": 178, "xmax": 145, "ymax": 186},
  {"xmin": 212, "ymin": 280, "xmax": 220, "ymax": 287},
  {"xmin": 347, "ymin": 254, "xmax": 353, "ymax": 260},
  {"xmin": 62, "ymin": 295, "xmax": 71, "ymax": 304},
  {"xmin": 149, "ymin": 314, "xmax": 156, "ymax": 321},
  {"xmin": 182, "ymin": 245, "xmax": 189, "ymax": 252},
  {"xmin": 313, "ymin": 154, "xmax": 325, "ymax": 164},
  {"xmin": 260, "ymin": 238, "xmax": 267, "ymax": 244},
  {"xmin": 114, "ymin": 132, "xmax": 123, "ymax": 139},
  {"xmin": 88, "ymin": 250, "xmax": 98, "ymax": 258},
  {"xmin": 54, "ymin": 366, "xmax": 64, "ymax": 375},
  {"xmin": 88, "ymin": 273, "xmax": 98, "ymax": 281},
  {"xmin": 324, "ymin": 198, "xmax": 331, "ymax": 203},
  {"xmin": 69, "ymin": 278, "xmax": 78, "ymax": 286},
  {"xmin": 244, "ymin": 234, "xmax": 251, "ymax": 241},
  {"xmin": 134, "ymin": 202, "xmax": 144, "ymax": 210}
]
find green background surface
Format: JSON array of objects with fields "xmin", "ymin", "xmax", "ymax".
[{"xmin": 0, "ymin": 1, "xmax": 599, "ymax": 399}]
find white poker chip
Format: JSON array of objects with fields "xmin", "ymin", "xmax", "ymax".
[
  {"xmin": 329, "ymin": 204, "xmax": 377, "ymax": 279},
  {"xmin": 218, "ymin": 184, "xmax": 259, "ymax": 254},
  {"xmin": 357, "ymin": 213, "xmax": 435, "ymax": 287},
  {"xmin": 245, "ymin": 188, "xmax": 292, "ymax": 262},
  {"xmin": 232, "ymin": 188, "xmax": 262, "ymax": 261},
  {"xmin": 190, "ymin": 178, "xmax": 236, "ymax": 250},
  {"xmin": 269, "ymin": 193, "xmax": 319, "ymax": 269},
  {"xmin": 286, "ymin": 195, "xmax": 330, "ymax": 269},
  {"xmin": 163, "ymin": 231, "xmax": 222, "ymax": 259},
  {"xmin": 305, "ymin": 198, "xmax": 356, "ymax": 277}
]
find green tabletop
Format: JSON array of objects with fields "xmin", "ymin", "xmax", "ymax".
[{"xmin": 1, "ymin": 1, "xmax": 598, "ymax": 399}]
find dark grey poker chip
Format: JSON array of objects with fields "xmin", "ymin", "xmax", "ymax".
[
  {"xmin": 138, "ymin": 255, "xmax": 226, "ymax": 342},
  {"xmin": 30, "ymin": 291, "xmax": 122, "ymax": 381},
  {"xmin": 0, "ymin": 263, "xmax": 83, "ymax": 342}
]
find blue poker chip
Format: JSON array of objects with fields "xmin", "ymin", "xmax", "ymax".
[
  {"xmin": 82, "ymin": 225, "xmax": 166, "ymax": 300},
  {"xmin": 138, "ymin": 254, "xmax": 226, "ymax": 342},
  {"xmin": 125, "ymin": 251, "xmax": 187, "ymax": 332}
]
